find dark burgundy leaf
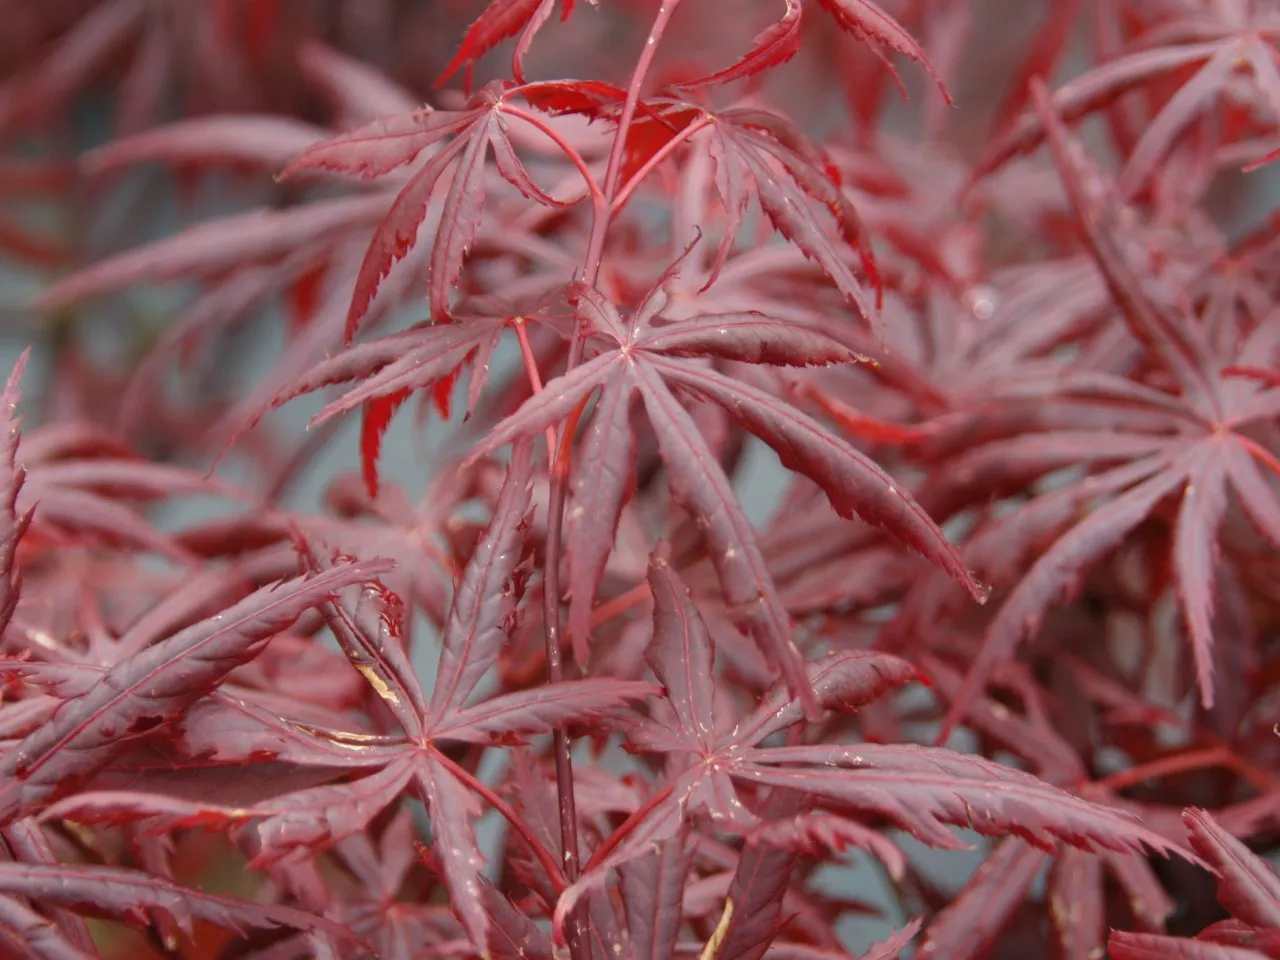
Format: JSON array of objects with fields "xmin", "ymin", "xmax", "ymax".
[
  {"xmin": 0, "ymin": 559, "xmax": 392, "ymax": 824},
  {"xmin": 416, "ymin": 756, "xmax": 488, "ymax": 950},
  {"xmin": 619, "ymin": 826, "xmax": 691, "ymax": 960},
  {"xmin": 0, "ymin": 862, "xmax": 358, "ymax": 944}
]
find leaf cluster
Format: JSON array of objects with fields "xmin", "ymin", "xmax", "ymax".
[{"xmin": 1, "ymin": 2, "xmax": 1279, "ymax": 959}]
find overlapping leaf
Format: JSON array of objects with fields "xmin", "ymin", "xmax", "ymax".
[
  {"xmin": 550, "ymin": 552, "xmax": 1185, "ymax": 943},
  {"xmin": 0, "ymin": 558, "xmax": 393, "ymax": 825},
  {"xmin": 700, "ymin": 105, "xmax": 883, "ymax": 319},
  {"xmin": 932, "ymin": 84, "xmax": 1280, "ymax": 739},
  {"xmin": 280, "ymin": 81, "xmax": 574, "ymax": 335},
  {"xmin": 467, "ymin": 287, "xmax": 981, "ymax": 708},
  {"xmin": 973, "ymin": 28, "xmax": 1280, "ymax": 193},
  {"xmin": 41, "ymin": 445, "xmax": 653, "ymax": 954},
  {"xmin": 0, "ymin": 861, "xmax": 360, "ymax": 957}
]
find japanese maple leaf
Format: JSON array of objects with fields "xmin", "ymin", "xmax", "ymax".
[
  {"xmin": 44, "ymin": 445, "xmax": 655, "ymax": 953},
  {"xmin": 278, "ymin": 80, "xmax": 576, "ymax": 336},
  {"xmin": 33, "ymin": 182, "xmax": 397, "ymax": 458},
  {"xmin": 32, "ymin": 110, "xmax": 391, "ymax": 323},
  {"xmin": 928, "ymin": 84, "xmax": 1280, "ymax": 740},
  {"xmin": 31, "ymin": 107, "xmax": 444, "ymax": 457},
  {"xmin": 496, "ymin": 750, "xmax": 639, "ymax": 955},
  {"xmin": 812, "ymin": 0, "xmax": 951, "ymax": 101},
  {"xmin": 907, "ymin": 658, "xmax": 1171, "ymax": 959},
  {"xmin": 0, "ymin": 556, "xmax": 393, "ymax": 826},
  {"xmin": 464, "ymin": 279, "xmax": 983, "ymax": 710},
  {"xmin": 548, "ymin": 550, "xmax": 1191, "ymax": 945},
  {"xmin": 624, "ymin": 97, "xmax": 884, "ymax": 320}
]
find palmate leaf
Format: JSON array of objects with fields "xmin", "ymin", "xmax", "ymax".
[
  {"xmin": 970, "ymin": 40, "xmax": 1226, "ymax": 184},
  {"xmin": 610, "ymin": 96, "xmax": 885, "ymax": 307},
  {"xmin": 702, "ymin": 106, "xmax": 883, "ymax": 320},
  {"xmin": 552, "ymin": 554, "xmax": 1185, "ymax": 944},
  {"xmin": 238, "ymin": 309, "xmax": 508, "ymax": 498},
  {"xmin": 323, "ymin": 809, "xmax": 464, "ymax": 960},
  {"xmin": 0, "ymin": 558, "xmax": 393, "ymax": 825},
  {"xmin": 48, "ymin": 444, "xmax": 653, "ymax": 955},
  {"xmin": 467, "ymin": 292, "xmax": 982, "ymax": 709},
  {"xmin": 931, "ymin": 86, "xmax": 1280, "ymax": 740},
  {"xmin": 270, "ymin": 446, "xmax": 644, "ymax": 945},
  {"xmin": 280, "ymin": 82, "xmax": 573, "ymax": 336}
]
